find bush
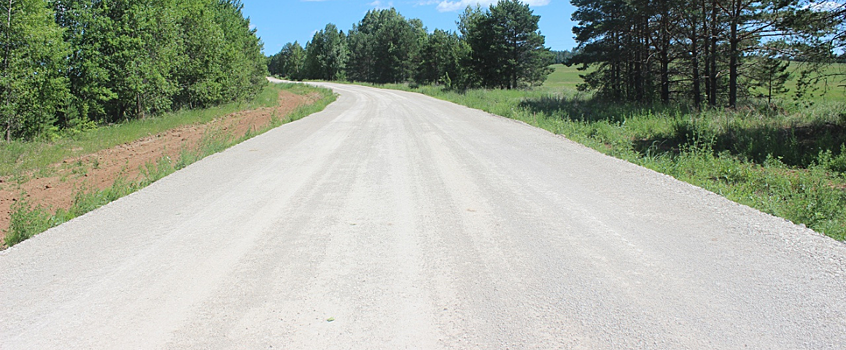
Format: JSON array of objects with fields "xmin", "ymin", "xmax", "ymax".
[{"xmin": 5, "ymin": 198, "xmax": 52, "ymax": 247}]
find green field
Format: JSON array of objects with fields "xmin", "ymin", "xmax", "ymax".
[
  {"xmin": 783, "ymin": 62, "xmax": 846, "ymax": 102},
  {"xmin": 541, "ymin": 64, "xmax": 590, "ymax": 90},
  {"xmin": 544, "ymin": 63, "xmax": 846, "ymax": 102}
]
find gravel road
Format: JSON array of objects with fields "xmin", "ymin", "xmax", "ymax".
[{"xmin": 1, "ymin": 80, "xmax": 845, "ymax": 349}]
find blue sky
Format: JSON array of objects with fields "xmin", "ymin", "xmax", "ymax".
[{"xmin": 241, "ymin": 0, "xmax": 578, "ymax": 55}]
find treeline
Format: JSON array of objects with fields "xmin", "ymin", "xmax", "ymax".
[
  {"xmin": 268, "ymin": 0, "xmax": 553, "ymax": 90},
  {"xmin": 552, "ymin": 50, "xmax": 576, "ymax": 64},
  {"xmin": 570, "ymin": 0, "xmax": 846, "ymax": 106},
  {"xmin": 0, "ymin": 0, "xmax": 267, "ymax": 141}
]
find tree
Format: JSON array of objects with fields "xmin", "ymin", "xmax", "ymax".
[
  {"xmin": 461, "ymin": 0, "xmax": 553, "ymax": 89},
  {"xmin": 1, "ymin": 0, "xmax": 69, "ymax": 140},
  {"xmin": 782, "ymin": 1, "xmax": 846, "ymax": 96},
  {"xmin": 346, "ymin": 8, "xmax": 427, "ymax": 83},
  {"xmin": 416, "ymin": 29, "xmax": 466, "ymax": 87},
  {"xmin": 109, "ymin": 0, "xmax": 184, "ymax": 119},
  {"xmin": 570, "ymin": 0, "xmax": 654, "ymax": 101},
  {"xmin": 212, "ymin": 0, "xmax": 267, "ymax": 102},
  {"xmin": 268, "ymin": 41, "xmax": 306, "ymax": 80},
  {"xmin": 552, "ymin": 50, "xmax": 574, "ymax": 64},
  {"xmin": 53, "ymin": 0, "xmax": 116, "ymax": 125},
  {"xmin": 568, "ymin": 0, "xmax": 839, "ymax": 107},
  {"xmin": 54, "ymin": 0, "xmax": 183, "ymax": 121},
  {"xmin": 304, "ymin": 23, "xmax": 347, "ymax": 80},
  {"xmin": 716, "ymin": 0, "xmax": 799, "ymax": 107},
  {"xmin": 54, "ymin": 0, "xmax": 265, "ymax": 123},
  {"xmin": 748, "ymin": 52, "xmax": 791, "ymax": 103},
  {"xmin": 175, "ymin": 0, "xmax": 229, "ymax": 109}
]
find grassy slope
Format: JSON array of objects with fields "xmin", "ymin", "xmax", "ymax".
[
  {"xmin": 547, "ymin": 63, "xmax": 846, "ymax": 102},
  {"xmin": 541, "ymin": 64, "xmax": 588, "ymax": 90},
  {"xmin": 783, "ymin": 62, "xmax": 846, "ymax": 102},
  {"xmin": 373, "ymin": 65, "xmax": 846, "ymax": 241},
  {"xmin": 0, "ymin": 85, "xmax": 282, "ymax": 179}
]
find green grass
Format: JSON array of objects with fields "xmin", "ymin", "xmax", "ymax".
[
  {"xmin": 783, "ymin": 62, "xmax": 846, "ymax": 102},
  {"xmin": 543, "ymin": 64, "xmax": 594, "ymax": 90},
  {"xmin": 365, "ymin": 73, "xmax": 846, "ymax": 241},
  {"xmin": 3, "ymin": 83, "xmax": 336, "ymax": 247},
  {"xmin": 546, "ymin": 63, "xmax": 846, "ymax": 102},
  {"xmin": 0, "ymin": 83, "xmax": 281, "ymax": 179}
]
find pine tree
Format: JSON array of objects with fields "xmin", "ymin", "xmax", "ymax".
[
  {"xmin": 461, "ymin": 0, "xmax": 552, "ymax": 89},
  {"xmin": 568, "ymin": 0, "xmax": 831, "ymax": 106},
  {"xmin": 749, "ymin": 53, "xmax": 791, "ymax": 104}
]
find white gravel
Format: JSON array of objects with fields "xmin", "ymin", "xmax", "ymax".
[{"xmin": 1, "ymin": 80, "xmax": 844, "ymax": 349}]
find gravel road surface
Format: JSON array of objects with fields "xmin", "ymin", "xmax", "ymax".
[{"xmin": 1, "ymin": 80, "xmax": 845, "ymax": 349}]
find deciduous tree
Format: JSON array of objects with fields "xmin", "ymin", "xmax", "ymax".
[
  {"xmin": 304, "ymin": 23, "xmax": 347, "ymax": 81},
  {"xmin": 1, "ymin": 0, "xmax": 69, "ymax": 140}
]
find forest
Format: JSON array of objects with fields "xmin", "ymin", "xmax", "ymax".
[
  {"xmin": 569, "ymin": 0, "xmax": 846, "ymax": 106},
  {"xmin": 268, "ymin": 1, "xmax": 554, "ymax": 90},
  {"xmin": 0, "ymin": 0, "xmax": 267, "ymax": 141}
]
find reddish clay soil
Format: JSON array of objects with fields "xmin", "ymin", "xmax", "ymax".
[{"xmin": 0, "ymin": 90, "xmax": 319, "ymax": 247}]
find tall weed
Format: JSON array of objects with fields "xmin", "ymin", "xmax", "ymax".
[{"xmin": 5, "ymin": 198, "xmax": 53, "ymax": 247}]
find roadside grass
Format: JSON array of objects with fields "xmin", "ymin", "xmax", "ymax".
[
  {"xmin": 0, "ymin": 83, "xmax": 281, "ymax": 179},
  {"xmin": 547, "ymin": 63, "xmax": 846, "ymax": 102},
  {"xmin": 365, "ymin": 80, "xmax": 846, "ymax": 241},
  {"xmin": 3, "ymin": 83, "xmax": 336, "ymax": 247}
]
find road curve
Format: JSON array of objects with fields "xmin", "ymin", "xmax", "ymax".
[{"xmin": 1, "ymin": 80, "xmax": 845, "ymax": 349}]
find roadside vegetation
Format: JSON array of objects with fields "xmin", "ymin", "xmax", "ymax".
[
  {"xmin": 1, "ymin": 0, "xmax": 266, "ymax": 142},
  {"xmin": 3, "ymin": 83, "xmax": 336, "ymax": 247},
  {"xmin": 374, "ymin": 65, "xmax": 846, "ymax": 241},
  {"xmin": 0, "ymin": 84, "xmax": 278, "ymax": 179},
  {"xmin": 0, "ymin": 0, "xmax": 291, "ymax": 248}
]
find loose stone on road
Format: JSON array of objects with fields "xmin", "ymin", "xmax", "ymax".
[{"xmin": 1, "ymin": 80, "xmax": 845, "ymax": 349}]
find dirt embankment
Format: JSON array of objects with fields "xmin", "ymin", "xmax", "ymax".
[{"xmin": 0, "ymin": 90, "xmax": 318, "ymax": 245}]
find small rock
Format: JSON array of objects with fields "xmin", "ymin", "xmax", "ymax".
[{"xmin": 45, "ymin": 184, "xmax": 51, "ymax": 189}]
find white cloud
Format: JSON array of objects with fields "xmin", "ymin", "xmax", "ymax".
[
  {"xmin": 369, "ymin": 0, "xmax": 394, "ymax": 9},
  {"xmin": 427, "ymin": 0, "xmax": 550, "ymax": 12},
  {"xmin": 805, "ymin": 1, "xmax": 842, "ymax": 12}
]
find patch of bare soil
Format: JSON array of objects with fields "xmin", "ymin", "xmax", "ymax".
[{"xmin": 0, "ymin": 90, "xmax": 318, "ymax": 246}]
